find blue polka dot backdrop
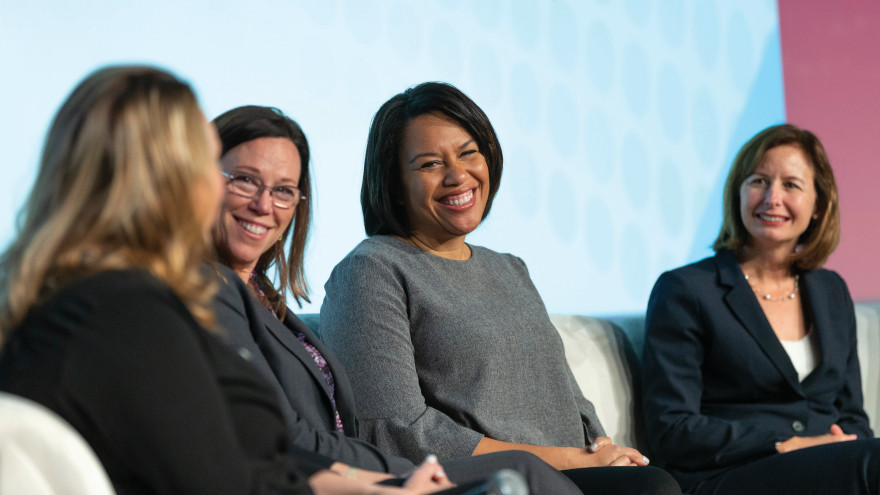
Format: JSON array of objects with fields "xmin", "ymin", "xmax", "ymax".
[{"xmin": 0, "ymin": 0, "xmax": 784, "ymax": 315}]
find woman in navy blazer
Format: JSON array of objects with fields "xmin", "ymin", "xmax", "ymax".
[{"xmin": 642, "ymin": 124, "xmax": 880, "ymax": 494}]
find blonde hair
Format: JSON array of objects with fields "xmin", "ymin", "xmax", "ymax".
[
  {"xmin": 713, "ymin": 123, "xmax": 840, "ymax": 270},
  {"xmin": 0, "ymin": 66, "xmax": 218, "ymax": 342}
]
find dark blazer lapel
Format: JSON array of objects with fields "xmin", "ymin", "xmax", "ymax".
[
  {"xmin": 716, "ymin": 252, "xmax": 803, "ymax": 393},
  {"xmin": 257, "ymin": 304, "xmax": 331, "ymax": 399},
  {"xmin": 283, "ymin": 312, "xmax": 359, "ymax": 434}
]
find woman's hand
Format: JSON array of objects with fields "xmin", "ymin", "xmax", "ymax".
[
  {"xmin": 580, "ymin": 436, "xmax": 650, "ymax": 467},
  {"xmin": 473, "ymin": 435, "xmax": 649, "ymax": 470},
  {"xmin": 400, "ymin": 455, "xmax": 455, "ymax": 493},
  {"xmin": 312, "ymin": 456, "xmax": 455, "ymax": 495},
  {"xmin": 775, "ymin": 424, "xmax": 858, "ymax": 454}
]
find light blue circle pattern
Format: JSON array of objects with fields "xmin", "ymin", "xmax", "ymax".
[
  {"xmin": 625, "ymin": 0, "xmax": 652, "ymax": 27},
  {"xmin": 584, "ymin": 107, "xmax": 615, "ymax": 183},
  {"xmin": 509, "ymin": 63, "xmax": 541, "ymax": 133},
  {"xmin": 691, "ymin": 88, "xmax": 720, "ymax": 168},
  {"xmin": 549, "ymin": 1, "xmax": 578, "ymax": 72},
  {"xmin": 657, "ymin": 63, "xmax": 686, "ymax": 142},
  {"xmin": 621, "ymin": 42, "xmax": 651, "ymax": 117},
  {"xmin": 584, "ymin": 196, "xmax": 615, "ymax": 270},
  {"xmin": 584, "ymin": 20, "xmax": 614, "ymax": 93},
  {"xmin": 510, "ymin": 0, "xmax": 540, "ymax": 51},
  {"xmin": 658, "ymin": 0, "xmax": 686, "ymax": 48},
  {"xmin": 470, "ymin": 0, "xmax": 503, "ymax": 31},
  {"xmin": 548, "ymin": 84, "xmax": 579, "ymax": 158},
  {"xmin": 693, "ymin": 1, "xmax": 720, "ymax": 69},
  {"xmin": 345, "ymin": 0, "xmax": 381, "ymax": 45},
  {"xmin": 429, "ymin": 21, "xmax": 463, "ymax": 81},
  {"xmin": 548, "ymin": 170, "xmax": 578, "ymax": 243},
  {"xmin": 387, "ymin": 2, "xmax": 422, "ymax": 63},
  {"xmin": 301, "ymin": 0, "xmax": 337, "ymax": 25},
  {"xmin": 621, "ymin": 224, "xmax": 650, "ymax": 300},
  {"xmin": 620, "ymin": 132, "xmax": 651, "ymax": 209},
  {"xmin": 726, "ymin": 11, "xmax": 754, "ymax": 91},
  {"xmin": 467, "ymin": 41, "xmax": 502, "ymax": 110},
  {"xmin": 657, "ymin": 158, "xmax": 685, "ymax": 237},
  {"xmin": 508, "ymin": 146, "xmax": 538, "ymax": 217}
]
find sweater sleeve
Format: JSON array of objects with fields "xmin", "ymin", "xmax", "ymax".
[
  {"xmin": 512, "ymin": 255, "xmax": 606, "ymax": 443},
  {"xmin": 320, "ymin": 252, "xmax": 484, "ymax": 462},
  {"xmin": 60, "ymin": 273, "xmax": 317, "ymax": 494}
]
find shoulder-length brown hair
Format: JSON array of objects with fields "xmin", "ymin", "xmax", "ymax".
[
  {"xmin": 0, "ymin": 66, "xmax": 218, "ymax": 340},
  {"xmin": 713, "ymin": 123, "xmax": 840, "ymax": 270},
  {"xmin": 212, "ymin": 106, "xmax": 311, "ymax": 316},
  {"xmin": 361, "ymin": 82, "xmax": 503, "ymax": 237}
]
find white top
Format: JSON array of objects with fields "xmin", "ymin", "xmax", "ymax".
[{"xmin": 779, "ymin": 329, "xmax": 820, "ymax": 382}]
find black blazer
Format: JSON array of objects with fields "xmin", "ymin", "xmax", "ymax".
[
  {"xmin": 642, "ymin": 250, "xmax": 872, "ymax": 490},
  {"xmin": 0, "ymin": 269, "xmax": 325, "ymax": 495},
  {"xmin": 212, "ymin": 265, "xmax": 413, "ymax": 474}
]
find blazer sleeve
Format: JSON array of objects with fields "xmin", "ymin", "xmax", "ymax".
[
  {"xmin": 212, "ymin": 267, "xmax": 414, "ymax": 474},
  {"xmin": 64, "ymin": 274, "xmax": 318, "ymax": 494},
  {"xmin": 828, "ymin": 273, "xmax": 873, "ymax": 438},
  {"xmin": 641, "ymin": 271, "xmax": 781, "ymax": 470},
  {"xmin": 320, "ymin": 252, "xmax": 485, "ymax": 462}
]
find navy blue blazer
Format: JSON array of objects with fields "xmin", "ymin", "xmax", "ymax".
[
  {"xmin": 641, "ymin": 250, "xmax": 872, "ymax": 490},
  {"xmin": 212, "ymin": 265, "xmax": 413, "ymax": 474}
]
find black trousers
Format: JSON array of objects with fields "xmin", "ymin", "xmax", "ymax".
[
  {"xmin": 691, "ymin": 439, "xmax": 880, "ymax": 495},
  {"xmin": 384, "ymin": 452, "xmax": 682, "ymax": 494},
  {"xmin": 442, "ymin": 450, "xmax": 585, "ymax": 494},
  {"xmin": 562, "ymin": 465, "xmax": 682, "ymax": 495}
]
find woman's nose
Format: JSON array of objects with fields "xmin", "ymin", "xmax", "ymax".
[
  {"xmin": 444, "ymin": 160, "xmax": 468, "ymax": 185},
  {"xmin": 763, "ymin": 182, "xmax": 782, "ymax": 205},
  {"xmin": 249, "ymin": 188, "xmax": 274, "ymax": 214}
]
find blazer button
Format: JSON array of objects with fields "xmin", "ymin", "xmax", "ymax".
[
  {"xmin": 792, "ymin": 420, "xmax": 805, "ymax": 433},
  {"xmin": 238, "ymin": 347, "xmax": 253, "ymax": 361}
]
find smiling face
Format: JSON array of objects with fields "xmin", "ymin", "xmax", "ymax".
[
  {"xmin": 398, "ymin": 113, "xmax": 490, "ymax": 247},
  {"xmin": 213, "ymin": 136, "xmax": 301, "ymax": 278},
  {"xmin": 739, "ymin": 144, "xmax": 817, "ymax": 252}
]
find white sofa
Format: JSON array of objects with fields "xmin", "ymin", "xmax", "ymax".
[{"xmin": 554, "ymin": 301, "xmax": 880, "ymax": 453}]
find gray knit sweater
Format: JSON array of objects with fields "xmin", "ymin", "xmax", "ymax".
[{"xmin": 320, "ymin": 235, "xmax": 604, "ymax": 463}]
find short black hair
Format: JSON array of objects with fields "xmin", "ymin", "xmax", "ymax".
[{"xmin": 361, "ymin": 82, "xmax": 503, "ymax": 237}]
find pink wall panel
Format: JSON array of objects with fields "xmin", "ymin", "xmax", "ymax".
[{"xmin": 778, "ymin": 0, "xmax": 880, "ymax": 301}]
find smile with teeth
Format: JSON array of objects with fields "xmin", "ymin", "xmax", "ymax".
[
  {"xmin": 238, "ymin": 219, "xmax": 268, "ymax": 235},
  {"xmin": 439, "ymin": 189, "xmax": 474, "ymax": 206},
  {"xmin": 758, "ymin": 213, "xmax": 787, "ymax": 222}
]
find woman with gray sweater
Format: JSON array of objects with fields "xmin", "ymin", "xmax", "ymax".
[{"xmin": 321, "ymin": 82, "xmax": 680, "ymax": 495}]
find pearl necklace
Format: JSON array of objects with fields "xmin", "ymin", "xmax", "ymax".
[{"xmin": 744, "ymin": 274, "xmax": 799, "ymax": 302}]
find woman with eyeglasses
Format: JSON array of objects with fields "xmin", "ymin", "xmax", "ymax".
[{"xmin": 210, "ymin": 105, "xmax": 587, "ymax": 494}]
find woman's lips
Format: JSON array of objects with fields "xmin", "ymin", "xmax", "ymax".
[
  {"xmin": 236, "ymin": 218, "xmax": 270, "ymax": 237},
  {"xmin": 438, "ymin": 189, "xmax": 475, "ymax": 208}
]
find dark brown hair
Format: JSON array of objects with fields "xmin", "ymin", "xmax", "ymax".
[{"xmin": 212, "ymin": 106, "xmax": 311, "ymax": 315}]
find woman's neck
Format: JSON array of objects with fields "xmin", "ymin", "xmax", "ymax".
[
  {"xmin": 233, "ymin": 265, "xmax": 255, "ymax": 285},
  {"xmin": 739, "ymin": 243, "xmax": 796, "ymax": 284},
  {"xmin": 396, "ymin": 233, "xmax": 471, "ymax": 260}
]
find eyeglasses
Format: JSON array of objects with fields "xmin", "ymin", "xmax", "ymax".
[{"xmin": 221, "ymin": 171, "xmax": 305, "ymax": 209}]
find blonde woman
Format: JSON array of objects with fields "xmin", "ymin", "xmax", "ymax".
[{"xmin": 0, "ymin": 66, "xmax": 457, "ymax": 495}]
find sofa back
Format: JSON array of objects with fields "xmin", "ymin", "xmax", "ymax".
[
  {"xmin": 304, "ymin": 302, "xmax": 880, "ymax": 453},
  {"xmin": 555, "ymin": 302, "xmax": 880, "ymax": 452}
]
